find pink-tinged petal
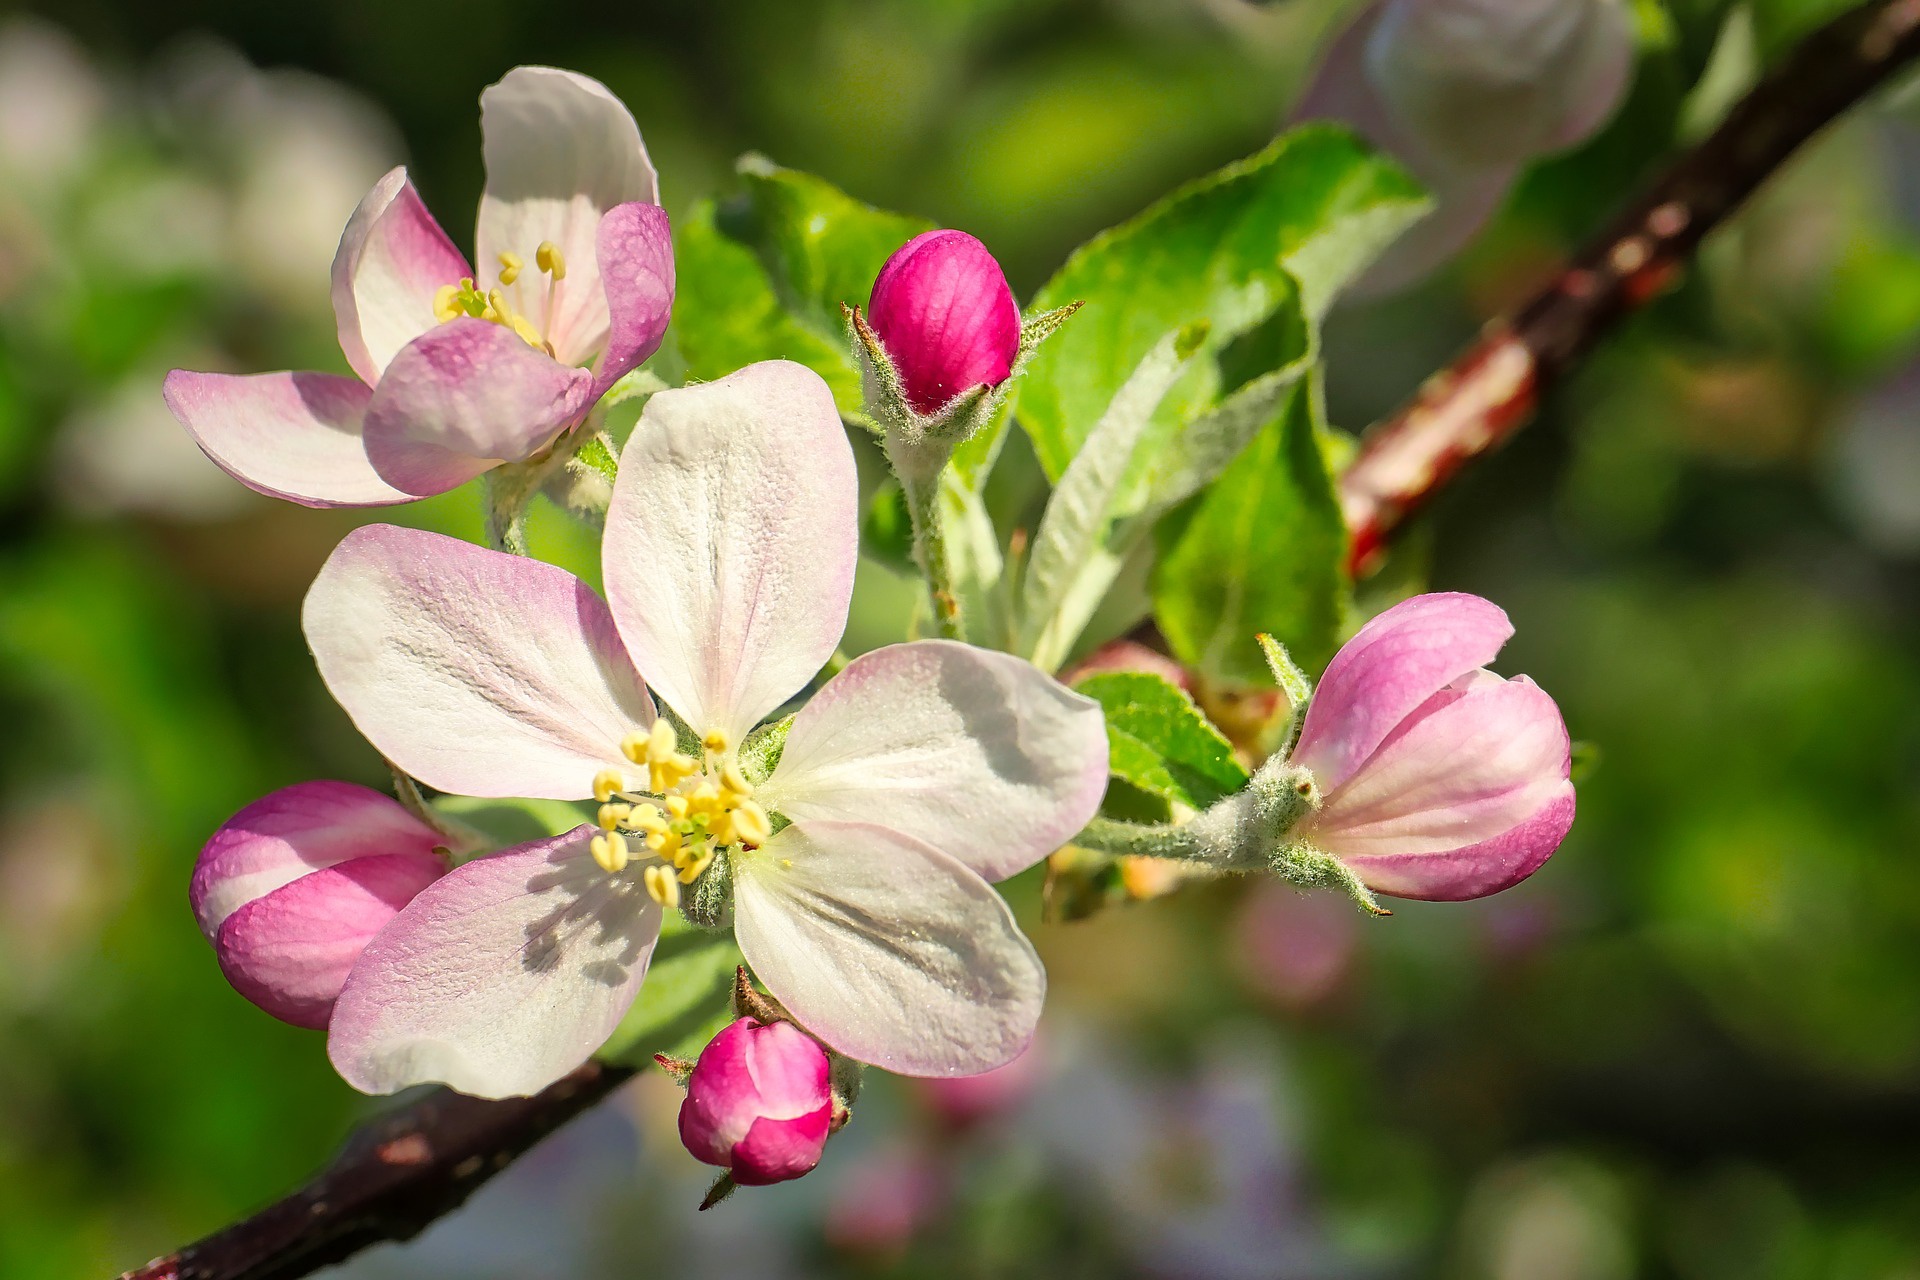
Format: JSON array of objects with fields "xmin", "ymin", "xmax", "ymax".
[
  {"xmin": 1333, "ymin": 784, "xmax": 1573, "ymax": 901},
  {"xmin": 868, "ymin": 229, "xmax": 1020, "ymax": 415},
  {"xmin": 216, "ymin": 852, "xmax": 446, "ymax": 1029},
  {"xmin": 732, "ymin": 1110, "xmax": 834, "ymax": 1186},
  {"xmin": 191, "ymin": 780, "xmax": 445, "ymax": 937},
  {"xmin": 476, "ymin": 66, "xmax": 658, "ymax": 367},
  {"xmin": 303, "ymin": 525, "xmax": 654, "ymax": 800},
  {"xmin": 327, "ymin": 827, "xmax": 662, "ymax": 1098},
  {"xmin": 360, "ymin": 318, "xmax": 594, "ymax": 497},
  {"xmin": 1291, "ymin": 592, "xmax": 1513, "ymax": 792},
  {"xmin": 732, "ymin": 820, "xmax": 1044, "ymax": 1077},
  {"xmin": 589, "ymin": 202, "xmax": 674, "ymax": 400},
  {"xmin": 760, "ymin": 641, "xmax": 1109, "ymax": 883},
  {"xmin": 331, "ymin": 167, "xmax": 471, "ymax": 385},
  {"xmin": 1307, "ymin": 672, "xmax": 1570, "ymax": 855},
  {"xmin": 603, "ymin": 361, "xmax": 857, "ymax": 744},
  {"xmin": 163, "ymin": 369, "xmax": 411, "ymax": 508}
]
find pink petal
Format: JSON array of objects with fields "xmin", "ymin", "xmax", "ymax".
[
  {"xmin": 1333, "ymin": 784, "xmax": 1573, "ymax": 901},
  {"xmin": 360, "ymin": 318, "xmax": 594, "ymax": 497},
  {"xmin": 327, "ymin": 828, "xmax": 662, "ymax": 1098},
  {"xmin": 589, "ymin": 201, "xmax": 674, "ymax": 400},
  {"xmin": 162, "ymin": 369, "xmax": 411, "ymax": 508},
  {"xmin": 475, "ymin": 67, "xmax": 658, "ymax": 367},
  {"xmin": 868, "ymin": 229, "xmax": 1020, "ymax": 415},
  {"xmin": 1290, "ymin": 592, "xmax": 1513, "ymax": 792},
  {"xmin": 216, "ymin": 852, "xmax": 446, "ymax": 1030},
  {"xmin": 331, "ymin": 167, "xmax": 472, "ymax": 385},
  {"xmin": 303, "ymin": 525, "xmax": 654, "ymax": 800},
  {"xmin": 602, "ymin": 361, "xmax": 857, "ymax": 745},
  {"xmin": 760, "ymin": 640, "xmax": 1109, "ymax": 883},
  {"xmin": 731, "ymin": 1110, "xmax": 833, "ymax": 1186},
  {"xmin": 678, "ymin": 1017, "xmax": 830, "ymax": 1164},
  {"xmin": 1307, "ymin": 672, "xmax": 1570, "ymax": 857},
  {"xmin": 190, "ymin": 780, "xmax": 446, "ymax": 937}
]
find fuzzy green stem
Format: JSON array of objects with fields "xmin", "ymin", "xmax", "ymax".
[
  {"xmin": 898, "ymin": 467, "xmax": 964, "ymax": 640},
  {"xmin": 483, "ymin": 469, "xmax": 533, "ymax": 556}
]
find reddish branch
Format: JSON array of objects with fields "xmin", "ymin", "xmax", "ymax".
[
  {"xmin": 109, "ymin": 7, "xmax": 1920, "ymax": 1280},
  {"xmin": 117, "ymin": 1063, "xmax": 635, "ymax": 1280},
  {"xmin": 1340, "ymin": 0, "xmax": 1920, "ymax": 577}
]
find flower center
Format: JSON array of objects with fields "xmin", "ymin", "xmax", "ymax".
[
  {"xmin": 586, "ymin": 722, "xmax": 771, "ymax": 908},
  {"xmin": 432, "ymin": 240, "xmax": 566, "ymax": 356}
]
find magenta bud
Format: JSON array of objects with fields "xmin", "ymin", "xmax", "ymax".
[
  {"xmin": 1288, "ymin": 593, "xmax": 1575, "ymax": 901},
  {"xmin": 678, "ymin": 1017, "xmax": 833, "ymax": 1186},
  {"xmin": 867, "ymin": 229, "xmax": 1020, "ymax": 415},
  {"xmin": 189, "ymin": 781, "xmax": 447, "ymax": 1029}
]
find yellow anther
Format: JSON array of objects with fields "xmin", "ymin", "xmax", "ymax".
[
  {"xmin": 718, "ymin": 759, "xmax": 752, "ymax": 798},
  {"xmin": 732, "ymin": 800, "xmax": 772, "ymax": 847},
  {"xmin": 665, "ymin": 794, "xmax": 690, "ymax": 821},
  {"xmin": 702, "ymin": 729, "xmax": 729, "ymax": 754},
  {"xmin": 536, "ymin": 240, "xmax": 566, "ymax": 280},
  {"xmin": 645, "ymin": 828, "xmax": 682, "ymax": 858},
  {"xmin": 597, "ymin": 802, "xmax": 631, "ymax": 831},
  {"xmin": 690, "ymin": 781, "xmax": 721, "ymax": 808},
  {"xmin": 432, "ymin": 283, "xmax": 463, "ymax": 323},
  {"xmin": 643, "ymin": 863, "xmax": 679, "ymax": 908},
  {"xmin": 497, "ymin": 251, "xmax": 523, "ymax": 285},
  {"xmin": 630, "ymin": 802, "xmax": 667, "ymax": 833},
  {"xmin": 678, "ymin": 847, "xmax": 716, "ymax": 884},
  {"xmin": 592, "ymin": 770, "xmax": 626, "ymax": 803},
  {"xmin": 590, "ymin": 831, "xmax": 630, "ymax": 874}
]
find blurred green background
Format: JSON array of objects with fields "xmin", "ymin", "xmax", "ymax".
[{"xmin": 3, "ymin": 0, "xmax": 1920, "ymax": 1276}]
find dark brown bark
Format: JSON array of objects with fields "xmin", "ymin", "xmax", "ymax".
[
  {"xmin": 1340, "ymin": 0, "xmax": 1920, "ymax": 576},
  {"xmin": 117, "ymin": 1063, "xmax": 635, "ymax": 1280}
]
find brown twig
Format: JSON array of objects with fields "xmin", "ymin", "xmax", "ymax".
[
  {"xmin": 1340, "ymin": 0, "xmax": 1920, "ymax": 577},
  {"xmin": 117, "ymin": 1063, "xmax": 635, "ymax": 1280}
]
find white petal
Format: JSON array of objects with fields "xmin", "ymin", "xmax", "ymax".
[
  {"xmin": 475, "ymin": 66, "xmax": 658, "ymax": 366},
  {"xmin": 731, "ymin": 820, "xmax": 1045, "ymax": 1077},
  {"xmin": 760, "ymin": 641, "xmax": 1110, "ymax": 882},
  {"xmin": 602, "ymin": 361, "xmax": 857, "ymax": 745},
  {"xmin": 303, "ymin": 525, "xmax": 654, "ymax": 800},
  {"xmin": 330, "ymin": 167, "xmax": 471, "ymax": 385},
  {"xmin": 328, "ymin": 828, "xmax": 661, "ymax": 1098}
]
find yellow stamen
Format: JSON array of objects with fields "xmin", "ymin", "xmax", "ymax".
[
  {"xmin": 718, "ymin": 759, "xmax": 752, "ymax": 798},
  {"xmin": 702, "ymin": 729, "xmax": 729, "ymax": 754},
  {"xmin": 597, "ymin": 802, "xmax": 630, "ymax": 831},
  {"xmin": 644, "ymin": 863, "xmax": 679, "ymax": 908},
  {"xmin": 732, "ymin": 800, "xmax": 772, "ymax": 847},
  {"xmin": 497, "ymin": 251, "xmax": 523, "ymax": 286},
  {"xmin": 536, "ymin": 241, "xmax": 566, "ymax": 280},
  {"xmin": 432, "ymin": 283, "xmax": 464, "ymax": 323},
  {"xmin": 678, "ymin": 847, "xmax": 716, "ymax": 884},
  {"xmin": 592, "ymin": 770, "xmax": 626, "ymax": 803},
  {"xmin": 590, "ymin": 831, "xmax": 630, "ymax": 874}
]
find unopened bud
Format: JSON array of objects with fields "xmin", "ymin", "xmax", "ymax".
[
  {"xmin": 868, "ymin": 229, "xmax": 1020, "ymax": 416},
  {"xmin": 678, "ymin": 1017, "xmax": 833, "ymax": 1186}
]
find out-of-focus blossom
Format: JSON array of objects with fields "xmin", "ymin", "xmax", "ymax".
[
  {"xmin": 1287, "ymin": 593, "xmax": 1574, "ymax": 900},
  {"xmin": 189, "ymin": 781, "xmax": 448, "ymax": 1029},
  {"xmin": 165, "ymin": 65, "xmax": 673, "ymax": 508},
  {"xmin": 913, "ymin": 1037, "xmax": 1042, "ymax": 1128},
  {"xmin": 0, "ymin": 18, "xmax": 106, "ymax": 191},
  {"xmin": 1231, "ymin": 881, "xmax": 1359, "ymax": 1009},
  {"xmin": 1295, "ymin": 0, "xmax": 1635, "ymax": 292},
  {"xmin": 823, "ymin": 1144, "xmax": 948, "ymax": 1259},
  {"xmin": 306, "ymin": 361, "xmax": 1106, "ymax": 1098},
  {"xmin": 1061, "ymin": 638, "xmax": 1196, "ymax": 693},
  {"xmin": 678, "ymin": 1018, "xmax": 833, "ymax": 1186},
  {"xmin": 868, "ymin": 229, "xmax": 1020, "ymax": 414}
]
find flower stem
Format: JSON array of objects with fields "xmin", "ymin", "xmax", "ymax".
[
  {"xmin": 897, "ymin": 468, "xmax": 963, "ymax": 640},
  {"xmin": 484, "ymin": 469, "xmax": 533, "ymax": 556}
]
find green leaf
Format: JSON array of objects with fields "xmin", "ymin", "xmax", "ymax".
[
  {"xmin": 722, "ymin": 154, "xmax": 931, "ymax": 346},
  {"xmin": 600, "ymin": 913, "xmax": 744, "ymax": 1064},
  {"xmin": 1072, "ymin": 670, "xmax": 1248, "ymax": 811},
  {"xmin": 1020, "ymin": 125, "xmax": 1428, "ymax": 481},
  {"xmin": 1152, "ymin": 381, "xmax": 1347, "ymax": 686},
  {"xmin": 670, "ymin": 200, "xmax": 861, "ymax": 414},
  {"xmin": 863, "ymin": 480, "xmax": 917, "ymax": 578}
]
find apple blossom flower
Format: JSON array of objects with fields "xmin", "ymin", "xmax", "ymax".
[
  {"xmin": 189, "ymin": 781, "xmax": 449, "ymax": 1028},
  {"xmin": 163, "ymin": 65, "xmax": 673, "ymax": 506},
  {"xmin": 678, "ymin": 1017, "xmax": 833, "ymax": 1185},
  {"xmin": 303, "ymin": 359, "xmax": 1109, "ymax": 1098},
  {"xmin": 1285, "ymin": 592, "xmax": 1575, "ymax": 900},
  {"xmin": 867, "ymin": 229, "xmax": 1020, "ymax": 415},
  {"xmin": 1295, "ymin": 0, "xmax": 1634, "ymax": 292}
]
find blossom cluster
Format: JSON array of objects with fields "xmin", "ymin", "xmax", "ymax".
[{"xmin": 170, "ymin": 61, "xmax": 1577, "ymax": 1194}]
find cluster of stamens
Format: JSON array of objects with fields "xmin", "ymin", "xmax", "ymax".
[
  {"xmin": 588, "ymin": 722, "xmax": 772, "ymax": 908},
  {"xmin": 432, "ymin": 240, "xmax": 567, "ymax": 356}
]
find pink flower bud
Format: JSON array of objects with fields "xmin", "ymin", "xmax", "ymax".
[
  {"xmin": 868, "ymin": 229, "xmax": 1020, "ymax": 415},
  {"xmin": 1288, "ymin": 593, "xmax": 1574, "ymax": 901},
  {"xmin": 189, "ymin": 781, "xmax": 447, "ymax": 1028},
  {"xmin": 678, "ymin": 1017, "xmax": 833, "ymax": 1186}
]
